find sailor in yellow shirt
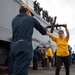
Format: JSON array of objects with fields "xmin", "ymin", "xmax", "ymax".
[
  {"xmin": 47, "ymin": 47, "xmax": 54, "ymax": 57},
  {"xmin": 46, "ymin": 47, "xmax": 54, "ymax": 68},
  {"xmin": 47, "ymin": 24, "xmax": 70, "ymax": 75}
]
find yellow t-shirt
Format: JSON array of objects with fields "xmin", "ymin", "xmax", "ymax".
[
  {"xmin": 45, "ymin": 52, "xmax": 48, "ymax": 58},
  {"xmin": 46, "ymin": 48, "xmax": 54, "ymax": 57},
  {"xmin": 52, "ymin": 36, "xmax": 69, "ymax": 57}
]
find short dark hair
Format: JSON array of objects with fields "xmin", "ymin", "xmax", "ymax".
[
  {"xmin": 43, "ymin": 46, "xmax": 46, "ymax": 48},
  {"xmin": 36, "ymin": 46, "xmax": 39, "ymax": 49},
  {"xmin": 58, "ymin": 30, "xmax": 64, "ymax": 34},
  {"xmin": 19, "ymin": 6, "xmax": 28, "ymax": 13}
]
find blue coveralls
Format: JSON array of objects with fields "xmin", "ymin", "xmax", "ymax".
[
  {"xmin": 9, "ymin": 13, "xmax": 46, "ymax": 75},
  {"xmin": 33, "ymin": 48, "xmax": 41, "ymax": 70}
]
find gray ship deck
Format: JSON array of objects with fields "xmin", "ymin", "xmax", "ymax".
[
  {"xmin": 1, "ymin": 64, "xmax": 75, "ymax": 75},
  {"xmin": 28, "ymin": 64, "xmax": 75, "ymax": 75}
]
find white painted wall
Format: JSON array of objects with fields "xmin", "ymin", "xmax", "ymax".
[{"xmin": 0, "ymin": 0, "xmax": 58, "ymax": 51}]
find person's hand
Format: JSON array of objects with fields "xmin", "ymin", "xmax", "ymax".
[
  {"xmin": 46, "ymin": 30, "xmax": 50, "ymax": 35},
  {"xmin": 44, "ymin": 26, "xmax": 50, "ymax": 35},
  {"xmin": 46, "ymin": 30, "xmax": 53, "ymax": 38},
  {"xmin": 44, "ymin": 26, "xmax": 48, "ymax": 30},
  {"xmin": 63, "ymin": 24, "xmax": 67, "ymax": 28}
]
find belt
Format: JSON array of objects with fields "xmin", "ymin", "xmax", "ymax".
[
  {"xmin": 12, "ymin": 39, "xmax": 32, "ymax": 47},
  {"xmin": 13, "ymin": 39, "xmax": 25, "ymax": 42},
  {"xmin": 13, "ymin": 38, "xmax": 29, "ymax": 42},
  {"xmin": 18, "ymin": 39, "xmax": 32, "ymax": 46},
  {"xmin": 13, "ymin": 39, "xmax": 31, "ymax": 44},
  {"xmin": 18, "ymin": 39, "xmax": 25, "ymax": 41}
]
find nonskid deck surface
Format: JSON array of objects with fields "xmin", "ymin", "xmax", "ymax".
[{"xmin": 1, "ymin": 64, "xmax": 75, "ymax": 75}]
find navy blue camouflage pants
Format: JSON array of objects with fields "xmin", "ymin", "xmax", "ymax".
[{"xmin": 8, "ymin": 40, "xmax": 32, "ymax": 75}]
